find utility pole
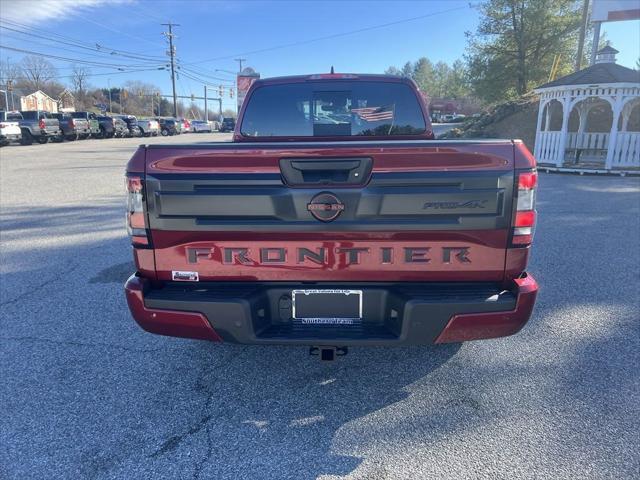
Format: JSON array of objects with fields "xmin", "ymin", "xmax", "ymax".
[
  {"xmin": 234, "ymin": 58, "xmax": 246, "ymax": 73},
  {"xmin": 204, "ymin": 85, "xmax": 208, "ymax": 122},
  {"xmin": 107, "ymin": 78, "xmax": 112, "ymax": 113},
  {"xmin": 575, "ymin": 0, "xmax": 590, "ymax": 71},
  {"xmin": 162, "ymin": 22, "xmax": 180, "ymax": 118}
]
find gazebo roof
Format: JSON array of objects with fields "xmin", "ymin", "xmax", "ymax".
[{"xmin": 537, "ymin": 62, "xmax": 639, "ymax": 89}]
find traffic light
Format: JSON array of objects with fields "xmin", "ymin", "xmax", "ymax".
[
  {"xmin": 229, "ymin": 88, "xmax": 234, "ymax": 99},
  {"xmin": 218, "ymin": 85, "xmax": 224, "ymax": 97}
]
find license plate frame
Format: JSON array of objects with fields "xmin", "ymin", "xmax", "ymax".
[{"xmin": 292, "ymin": 289, "xmax": 363, "ymax": 323}]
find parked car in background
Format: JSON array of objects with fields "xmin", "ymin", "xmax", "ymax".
[
  {"xmin": 93, "ymin": 115, "xmax": 127, "ymax": 138},
  {"xmin": 51, "ymin": 112, "xmax": 91, "ymax": 141},
  {"xmin": 70, "ymin": 112, "xmax": 101, "ymax": 138},
  {"xmin": 157, "ymin": 117, "xmax": 180, "ymax": 136},
  {"xmin": 112, "ymin": 116, "xmax": 129, "ymax": 137},
  {"xmin": 179, "ymin": 118, "xmax": 191, "ymax": 132},
  {"xmin": 116, "ymin": 115, "xmax": 142, "ymax": 137},
  {"xmin": 0, "ymin": 111, "xmax": 23, "ymax": 146},
  {"xmin": 440, "ymin": 114, "xmax": 455, "ymax": 123},
  {"xmin": 219, "ymin": 117, "xmax": 236, "ymax": 132},
  {"xmin": 18, "ymin": 111, "xmax": 62, "ymax": 144},
  {"xmin": 190, "ymin": 120, "xmax": 213, "ymax": 133},
  {"xmin": 137, "ymin": 118, "xmax": 160, "ymax": 137}
]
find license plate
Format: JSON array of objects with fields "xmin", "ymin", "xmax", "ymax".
[{"xmin": 292, "ymin": 289, "xmax": 362, "ymax": 324}]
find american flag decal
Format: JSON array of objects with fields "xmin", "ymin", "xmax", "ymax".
[{"xmin": 352, "ymin": 105, "xmax": 394, "ymax": 122}]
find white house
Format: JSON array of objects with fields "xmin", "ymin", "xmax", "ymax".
[{"xmin": 20, "ymin": 90, "xmax": 59, "ymax": 113}]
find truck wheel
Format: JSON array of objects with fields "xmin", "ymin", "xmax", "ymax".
[
  {"xmin": 96, "ymin": 128, "xmax": 105, "ymax": 139},
  {"xmin": 20, "ymin": 130, "xmax": 33, "ymax": 145},
  {"xmin": 37, "ymin": 136, "xmax": 48, "ymax": 144},
  {"xmin": 161, "ymin": 129, "xmax": 169, "ymax": 136}
]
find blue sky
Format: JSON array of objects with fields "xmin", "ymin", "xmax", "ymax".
[{"xmin": 1, "ymin": 0, "xmax": 639, "ymax": 112}]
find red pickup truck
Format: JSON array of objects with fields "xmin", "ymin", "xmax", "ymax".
[{"xmin": 125, "ymin": 73, "xmax": 538, "ymax": 359}]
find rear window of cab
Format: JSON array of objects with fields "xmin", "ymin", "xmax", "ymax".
[{"xmin": 240, "ymin": 81, "xmax": 426, "ymax": 138}]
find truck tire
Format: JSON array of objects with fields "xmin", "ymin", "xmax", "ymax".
[
  {"xmin": 37, "ymin": 136, "xmax": 48, "ymax": 144},
  {"xmin": 161, "ymin": 128, "xmax": 169, "ymax": 136},
  {"xmin": 20, "ymin": 130, "xmax": 33, "ymax": 145},
  {"xmin": 96, "ymin": 127, "xmax": 105, "ymax": 139}
]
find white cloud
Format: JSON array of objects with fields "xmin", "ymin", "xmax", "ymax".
[{"xmin": 0, "ymin": 0, "xmax": 130, "ymax": 25}]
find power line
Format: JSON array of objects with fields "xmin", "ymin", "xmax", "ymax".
[
  {"xmin": 176, "ymin": 65, "xmax": 234, "ymax": 83},
  {"xmin": 0, "ymin": 19, "xmax": 166, "ymax": 62},
  {"xmin": 176, "ymin": 69, "xmax": 233, "ymax": 88},
  {"xmin": 0, "ymin": 30, "xmax": 165, "ymax": 67},
  {"xmin": 182, "ymin": 4, "xmax": 473, "ymax": 66},
  {"xmin": 0, "ymin": 45, "xmax": 165, "ymax": 69},
  {"xmin": 0, "ymin": 68, "xmax": 170, "ymax": 80},
  {"xmin": 71, "ymin": 12, "xmax": 166, "ymax": 48}
]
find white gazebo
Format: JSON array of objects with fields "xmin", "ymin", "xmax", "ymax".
[{"xmin": 534, "ymin": 46, "xmax": 640, "ymax": 172}]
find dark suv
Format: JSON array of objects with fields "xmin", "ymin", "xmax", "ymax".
[
  {"xmin": 219, "ymin": 117, "xmax": 236, "ymax": 132},
  {"xmin": 157, "ymin": 118, "xmax": 179, "ymax": 136},
  {"xmin": 95, "ymin": 115, "xmax": 128, "ymax": 138},
  {"xmin": 116, "ymin": 115, "xmax": 141, "ymax": 137}
]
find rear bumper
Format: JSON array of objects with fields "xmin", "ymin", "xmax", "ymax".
[
  {"xmin": 124, "ymin": 274, "xmax": 538, "ymax": 346},
  {"xmin": 0, "ymin": 133, "xmax": 21, "ymax": 142}
]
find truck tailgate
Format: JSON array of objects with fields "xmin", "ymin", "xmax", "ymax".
[{"xmin": 143, "ymin": 141, "xmax": 516, "ymax": 282}]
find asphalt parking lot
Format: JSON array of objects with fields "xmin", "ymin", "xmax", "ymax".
[{"xmin": 1, "ymin": 135, "xmax": 639, "ymax": 480}]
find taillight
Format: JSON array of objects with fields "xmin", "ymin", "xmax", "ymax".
[
  {"xmin": 0, "ymin": 123, "xmax": 6, "ymax": 128},
  {"xmin": 68, "ymin": 118, "xmax": 76, "ymax": 128},
  {"xmin": 512, "ymin": 171, "xmax": 537, "ymax": 246},
  {"xmin": 39, "ymin": 119, "xmax": 46, "ymax": 130},
  {"xmin": 126, "ymin": 175, "xmax": 149, "ymax": 246}
]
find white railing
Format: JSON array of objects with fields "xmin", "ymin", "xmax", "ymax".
[
  {"xmin": 565, "ymin": 132, "xmax": 609, "ymax": 163},
  {"xmin": 535, "ymin": 131, "xmax": 563, "ymax": 165},
  {"xmin": 612, "ymin": 132, "xmax": 640, "ymax": 167},
  {"xmin": 535, "ymin": 131, "xmax": 639, "ymax": 169},
  {"xmin": 566, "ymin": 132, "xmax": 609, "ymax": 151}
]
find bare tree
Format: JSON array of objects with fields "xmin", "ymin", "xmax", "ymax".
[
  {"xmin": 71, "ymin": 65, "xmax": 91, "ymax": 95},
  {"xmin": 20, "ymin": 55, "xmax": 58, "ymax": 92},
  {"xmin": 0, "ymin": 59, "xmax": 21, "ymax": 84}
]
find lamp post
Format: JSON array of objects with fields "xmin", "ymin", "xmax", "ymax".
[{"xmin": 107, "ymin": 78, "xmax": 112, "ymax": 113}]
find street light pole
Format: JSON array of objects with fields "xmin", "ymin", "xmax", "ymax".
[{"xmin": 107, "ymin": 78, "xmax": 112, "ymax": 113}]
